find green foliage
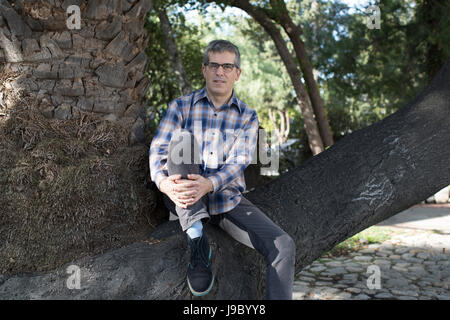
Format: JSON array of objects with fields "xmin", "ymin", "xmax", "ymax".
[
  {"xmin": 144, "ymin": 3, "xmax": 205, "ymax": 135},
  {"xmin": 145, "ymin": 0, "xmax": 449, "ymax": 168},
  {"xmin": 232, "ymin": 16, "xmax": 296, "ymax": 133},
  {"xmin": 298, "ymin": 0, "xmax": 450, "ymax": 139},
  {"xmin": 322, "ymin": 226, "xmax": 395, "ymax": 257}
]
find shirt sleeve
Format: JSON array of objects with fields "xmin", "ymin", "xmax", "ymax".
[
  {"xmin": 149, "ymin": 100, "xmax": 182, "ymax": 190},
  {"xmin": 207, "ymin": 110, "xmax": 259, "ymax": 193}
]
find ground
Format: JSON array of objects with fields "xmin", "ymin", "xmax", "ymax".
[{"xmin": 293, "ymin": 203, "xmax": 450, "ymax": 300}]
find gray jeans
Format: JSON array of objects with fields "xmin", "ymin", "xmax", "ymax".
[{"xmin": 162, "ymin": 130, "xmax": 296, "ymax": 300}]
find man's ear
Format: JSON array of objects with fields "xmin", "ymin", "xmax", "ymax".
[{"xmin": 235, "ymin": 68, "xmax": 242, "ymax": 81}]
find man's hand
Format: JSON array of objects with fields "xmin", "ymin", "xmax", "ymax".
[
  {"xmin": 160, "ymin": 174, "xmax": 213, "ymax": 209},
  {"xmin": 179, "ymin": 174, "xmax": 213, "ymax": 207},
  {"xmin": 160, "ymin": 174, "xmax": 190, "ymax": 209}
]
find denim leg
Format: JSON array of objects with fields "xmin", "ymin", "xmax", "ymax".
[
  {"xmin": 163, "ymin": 130, "xmax": 210, "ymax": 231},
  {"xmin": 210, "ymin": 196, "xmax": 296, "ymax": 300}
]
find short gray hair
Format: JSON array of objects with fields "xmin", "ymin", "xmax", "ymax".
[{"xmin": 203, "ymin": 40, "xmax": 241, "ymax": 69}]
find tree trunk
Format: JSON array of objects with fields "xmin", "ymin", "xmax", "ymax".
[
  {"xmin": 156, "ymin": 5, "xmax": 192, "ymax": 95},
  {"xmin": 0, "ymin": 0, "xmax": 159, "ymax": 277},
  {"xmin": 212, "ymin": 0, "xmax": 325, "ymax": 155},
  {"xmin": 284, "ymin": 109, "xmax": 290, "ymax": 142},
  {"xmin": 279, "ymin": 109, "xmax": 289, "ymax": 143},
  {"xmin": 1, "ymin": 57, "xmax": 448, "ymax": 300},
  {"xmin": 419, "ymin": 0, "xmax": 448, "ymax": 83},
  {"xmin": 0, "ymin": 0, "xmax": 152, "ymax": 144},
  {"xmin": 269, "ymin": 108, "xmax": 290, "ymax": 144},
  {"xmin": 268, "ymin": 0, "xmax": 334, "ymax": 148}
]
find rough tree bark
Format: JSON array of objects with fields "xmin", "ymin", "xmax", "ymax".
[
  {"xmin": 1, "ymin": 57, "xmax": 448, "ymax": 300},
  {"xmin": 0, "ymin": 0, "xmax": 152, "ymax": 144}
]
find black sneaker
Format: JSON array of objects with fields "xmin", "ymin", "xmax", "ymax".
[{"xmin": 186, "ymin": 233, "xmax": 214, "ymax": 296}]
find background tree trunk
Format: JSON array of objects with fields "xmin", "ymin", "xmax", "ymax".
[
  {"xmin": 156, "ymin": 5, "xmax": 192, "ymax": 95},
  {"xmin": 213, "ymin": 0, "xmax": 325, "ymax": 155},
  {"xmin": 419, "ymin": 0, "xmax": 448, "ymax": 83},
  {"xmin": 268, "ymin": 108, "xmax": 290, "ymax": 144},
  {"xmin": 1, "ymin": 57, "xmax": 448, "ymax": 300},
  {"xmin": 267, "ymin": 0, "xmax": 334, "ymax": 148}
]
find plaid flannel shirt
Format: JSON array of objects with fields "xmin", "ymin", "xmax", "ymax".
[{"xmin": 149, "ymin": 87, "xmax": 259, "ymax": 215}]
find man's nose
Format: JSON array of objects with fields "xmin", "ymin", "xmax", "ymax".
[{"xmin": 215, "ymin": 66, "xmax": 226, "ymax": 76}]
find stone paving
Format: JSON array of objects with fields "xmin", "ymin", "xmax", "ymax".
[{"xmin": 293, "ymin": 227, "xmax": 450, "ymax": 300}]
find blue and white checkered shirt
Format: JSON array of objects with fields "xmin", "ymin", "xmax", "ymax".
[{"xmin": 149, "ymin": 87, "xmax": 259, "ymax": 215}]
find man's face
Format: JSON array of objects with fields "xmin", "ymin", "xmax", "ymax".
[{"xmin": 202, "ymin": 50, "xmax": 241, "ymax": 99}]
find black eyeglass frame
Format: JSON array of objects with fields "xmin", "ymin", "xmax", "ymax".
[{"xmin": 204, "ymin": 62, "xmax": 238, "ymax": 72}]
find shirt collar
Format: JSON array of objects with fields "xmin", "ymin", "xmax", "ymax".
[{"xmin": 194, "ymin": 87, "xmax": 243, "ymax": 113}]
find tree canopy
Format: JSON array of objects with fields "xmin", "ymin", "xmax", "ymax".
[{"xmin": 145, "ymin": 0, "xmax": 449, "ymax": 161}]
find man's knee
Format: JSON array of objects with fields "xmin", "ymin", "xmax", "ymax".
[
  {"xmin": 269, "ymin": 233, "xmax": 296, "ymax": 262},
  {"xmin": 281, "ymin": 233, "xmax": 296, "ymax": 254},
  {"xmin": 169, "ymin": 130, "xmax": 194, "ymax": 157},
  {"xmin": 168, "ymin": 130, "xmax": 201, "ymax": 167}
]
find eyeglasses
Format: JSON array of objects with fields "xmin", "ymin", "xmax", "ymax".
[{"xmin": 204, "ymin": 62, "xmax": 237, "ymax": 73}]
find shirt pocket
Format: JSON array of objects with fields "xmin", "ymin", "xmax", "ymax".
[{"xmin": 221, "ymin": 130, "xmax": 240, "ymax": 161}]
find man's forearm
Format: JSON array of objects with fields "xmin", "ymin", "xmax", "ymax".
[
  {"xmin": 153, "ymin": 171, "xmax": 168, "ymax": 191},
  {"xmin": 207, "ymin": 163, "xmax": 247, "ymax": 194}
]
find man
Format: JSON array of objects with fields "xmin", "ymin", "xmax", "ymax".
[{"xmin": 149, "ymin": 40, "xmax": 295, "ymax": 299}]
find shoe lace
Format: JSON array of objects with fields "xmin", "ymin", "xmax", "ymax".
[{"xmin": 190, "ymin": 237, "xmax": 209, "ymax": 268}]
